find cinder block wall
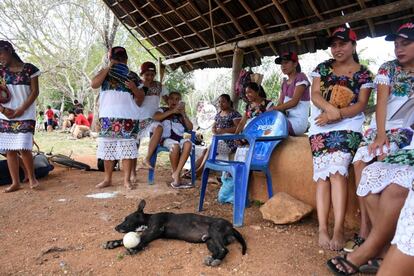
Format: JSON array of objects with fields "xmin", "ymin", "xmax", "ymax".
[{"xmin": 249, "ymin": 136, "xmax": 360, "ymax": 229}]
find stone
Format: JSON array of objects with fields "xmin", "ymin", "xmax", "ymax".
[{"xmin": 260, "ymin": 192, "xmax": 313, "ymax": 224}]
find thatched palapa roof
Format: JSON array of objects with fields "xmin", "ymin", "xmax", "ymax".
[{"xmin": 102, "ymin": 0, "xmax": 414, "ymax": 71}]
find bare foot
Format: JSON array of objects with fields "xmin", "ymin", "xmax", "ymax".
[
  {"xmin": 29, "ymin": 179, "xmax": 40, "ymax": 190},
  {"xmin": 124, "ymin": 180, "xmax": 134, "ymax": 190},
  {"xmin": 141, "ymin": 158, "xmax": 153, "ymax": 169},
  {"xmin": 318, "ymin": 229, "xmax": 331, "ymax": 250},
  {"xmin": 171, "ymin": 171, "xmax": 180, "ymax": 185},
  {"xmin": 96, "ymin": 180, "xmax": 112, "ymax": 189},
  {"xmin": 130, "ymin": 173, "xmax": 137, "ymax": 184},
  {"xmin": 4, "ymin": 183, "xmax": 21, "ymax": 193},
  {"xmin": 330, "ymin": 231, "xmax": 345, "ymax": 251}
]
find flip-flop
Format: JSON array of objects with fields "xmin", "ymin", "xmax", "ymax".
[
  {"xmin": 170, "ymin": 182, "xmax": 194, "ymax": 189},
  {"xmin": 359, "ymin": 258, "xmax": 383, "ymax": 274},
  {"xmin": 326, "ymin": 255, "xmax": 360, "ymax": 275}
]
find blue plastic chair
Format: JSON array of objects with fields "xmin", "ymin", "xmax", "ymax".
[
  {"xmin": 148, "ymin": 131, "xmax": 196, "ymax": 185},
  {"xmin": 198, "ymin": 111, "xmax": 288, "ymax": 227}
]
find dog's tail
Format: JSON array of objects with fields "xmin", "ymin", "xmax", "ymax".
[{"xmin": 232, "ymin": 228, "xmax": 247, "ymax": 255}]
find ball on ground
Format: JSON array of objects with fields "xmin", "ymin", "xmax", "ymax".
[{"xmin": 123, "ymin": 232, "xmax": 141, "ymax": 249}]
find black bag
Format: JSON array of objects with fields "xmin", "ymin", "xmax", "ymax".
[
  {"xmin": 97, "ymin": 158, "xmax": 119, "ymax": 172},
  {"xmin": 0, "ymin": 153, "xmax": 54, "ymax": 186}
]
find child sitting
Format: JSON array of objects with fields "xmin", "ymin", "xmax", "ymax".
[{"xmin": 152, "ymin": 91, "xmax": 193, "ymax": 189}]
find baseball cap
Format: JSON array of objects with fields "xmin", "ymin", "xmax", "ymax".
[
  {"xmin": 385, "ymin": 22, "xmax": 414, "ymax": 41},
  {"xmin": 140, "ymin": 61, "xmax": 156, "ymax": 75},
  {"xmin": 326, "ymin": 27, "xmax": 357, "ymax": 46},
  {"xmin": 274, "ymin": 52, "xmax": 298, "ymax": 64}
]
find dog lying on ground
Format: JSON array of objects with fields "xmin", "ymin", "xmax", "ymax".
[{"xmin": 103, "ymin": 200, "xmax": 247, "ymax": 266}]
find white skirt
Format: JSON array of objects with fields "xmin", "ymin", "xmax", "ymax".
[
  {"xmin": 392, "ymin": 188, "xmax": 414, "ymax": 256},
  {"xmin": 357, "ymin": 162, "xmax": 414, "ymax": 197},
  {"xmin": 97, "ymin": 138, "xmax": 138, "ymax": 160},
  {"xmin": 353, "ymin": 142, "xmax": 399, "ymax": 163},
  {"xmin": 312, "ymin": 151, "xmax": 353, "ymax": 182},
  {"xmin": 0, "ymin": 132, "xmax": 33, "ymax": 151}
]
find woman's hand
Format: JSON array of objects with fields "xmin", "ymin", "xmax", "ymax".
[
  {"xmin": 2, "ymin": 107, "xmax": 15, "ymax": 118},
  {"xmin": 325, "ymin": 105, "xmax": 341, "ymax": 122},
  {"xmin": 9, "ymin": 107, "xmax": 25, "ymax": 119},
  {"xmin": 368, "ymin": 132, "xmax": 389, "ymax": 156},
  {"xmin": 315, "ymin": 112, "xmax": 330, "ymax": 126},
  {"xmin": 125, "ymin": 80, "xmax": 137, "ymax": 91}
]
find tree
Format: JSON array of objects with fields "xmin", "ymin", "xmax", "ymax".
[{"xmin": 0, "ymin": 0, "xmax": 119, "ymax": 109}]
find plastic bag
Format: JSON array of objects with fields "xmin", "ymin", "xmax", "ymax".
[{"xmin": 218, "ymin": 172, "xmax": 234, "ymax": 204}]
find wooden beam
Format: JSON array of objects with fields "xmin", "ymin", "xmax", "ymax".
[
  {"xmin": 163, "ymin": 0, "xmax": 414, "ymax": 66},
  {"xmin": 164, "ymin": 0, "xmax": 213, "ymax": 48},
  {"xmin": 356, "ymin": 0, "xmax": 376, "ymax": 37},
  {"xmin": 187, "ymin": 0, "xmax": 228, "ymax": 43},
  {"xmin": 231, "ymin": 48, "xmax": 244, "ymax": 108},
  {"xmin": 271, "ymin": 0, "xmax": 301, "ymax": 45},
  {"xmin": 307, "ymin": 0, "xmax": 331, "ymax": 36},
  {"xmin": 124, "ymin": 0, "xmax": 194, "ymax": 69},
  {"xmin": 213, "ymin": 0, "xmax": 262, "ymax": 59},
  {"xmin": 239, "ymin": 0, "xmax": 278, "ymax": 55}
]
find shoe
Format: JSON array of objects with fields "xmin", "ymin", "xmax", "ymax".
[
  {"xmin": 343, "ymin": 234, "xmax": 365, "ymax": 253},
  {"xmin": 170, "ymin": 182, "xmax": 194, "ymax": 189}
]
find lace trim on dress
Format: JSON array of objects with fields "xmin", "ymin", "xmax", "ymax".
[
  {"xmin": 0, "ymin": 132, "xmax": 33, "ymax": 151},
  {"xmin": 97, "ymin": 138, "xmax": 138, "ymax": 160},
  {"xmin": 357, "ymin": 162, "xmax": 413, "ymax": 196},
  {"xmin": 374, "ymin": 74, "xmax": 390, "ymax": 86},
  {"xmin": 391, "ymin": 189, "xmax": 414, "ymax": 256},
  {"xmin": 312, "ymin": 151, "xmax": 353, "ymax": 181}
]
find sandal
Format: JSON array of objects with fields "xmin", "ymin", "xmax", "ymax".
[
  {"xmin": 326, "ymin": 255, "xmax": 360, "ymax": 275},
  {"xmin": 343, "ymin": 233, "xmax": 365, "ymax": 253},
  {"xmin": 359, "ymin": 258, "xmax": 383, "ymax": 274},
  {"xmin": 170, "ymin": 182, "xmax": 194, "ymax": 189}
]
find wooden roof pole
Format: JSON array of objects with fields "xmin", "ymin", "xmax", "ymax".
[
  {"xmin": 147, "ymin": 1, "xmax": 210, "ymax": 66},
  {"xmin": 163, "ymin": 0, "xmax": 414, "ymax": 66},
  {"xmin": 356, "ymin": 0, "xmax": 376, "ymax": 37},
  {"xmin": 271, "ymin": 0, "xmax": 301, "ymax": 45},
  {"xmin": 307, "ymin": 0, "xmax": 331, "ymax": 36},
  {"xmin": 231, "ymin": 47, "xmax": 244, "ymax": 109},
  {"xmin": 213, "ymin": 0, "xmax": 262, "ymax": 59},
  {"xmin": 239, "ymin": 0, "xmax": 278, "ymax": 55},
  {"xmin": 125, "ymin": 0, "xmax": 194, "ymax": 69}
]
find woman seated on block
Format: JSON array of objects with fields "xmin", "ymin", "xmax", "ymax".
[
  {"xmin": 273, "ymin": 52, "xmax": 310, "ymax": 136},
  {"xmin": 152, "ymin": 91, "xmax": 193, "ymax": 189},
  {"xmin": 71, "ymin": 109, "xmax": 91, "ymax": 139}
]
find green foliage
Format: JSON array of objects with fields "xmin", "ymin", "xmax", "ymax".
[{"xmin": 164, "ymin": 68, "xmax": 195, "ymax": 94}]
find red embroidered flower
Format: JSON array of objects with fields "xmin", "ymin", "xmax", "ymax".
[
  {"xmin": 378, "ymin": 68, "xmax": 388, "ymax": 75},
  {"xmin": 112, "ymin": 121, "xmax": 121, "ymax": 133},
  {"xmin": 124, "ymin": 119, "xmax": 133, "ymax": 131},
  {"xmin": 310, "ymin": 135, "xmax": 325, "ymax": 152}
]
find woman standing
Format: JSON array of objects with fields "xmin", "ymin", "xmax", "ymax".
[
  {"xmin": 308, "ymin": 27, "xmax": 374, "ymax": 250},
  {"xmin": 0, "ymin": 40, "xmax": 40, "ymax": 192},
  {"xmin": 91, "ymin": 46, "xmax": 145, "ymax": 190},
  {"xmin": 273, "ymin": 52, "xmax": 310, "ymax": 136}
]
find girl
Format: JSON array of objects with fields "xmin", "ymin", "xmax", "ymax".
[
  {"xmin": 273, "ymin": 52, "xmax": 310, "ymax": 136},
  {"xmin": 190, "ymin": 94, "xmax": 242, "ymax": 178},
  {"xmin": 91, "ymin": 46, "xmax": 145, "ymax": 190},
  {"xmin": 234, "ymin": 82, "xmax": 274, "ymax": 161},
  {"xmin": 308, "ymin": 27, "xmax": 373, "ymax": 250},
  {"xmin": 0, "ymin": 40, "xmax": 41, "ymax": 192},
  {"xmin": 346, "ymin": 22, "xmax": 414, "ymax": 253},
  {"xmin": 327, "ymin": 22, "xmax": 414, "ymax": 275},
  {"xmin": 137, "ymin": 61, "xmax": 169, "ymax": 170}
]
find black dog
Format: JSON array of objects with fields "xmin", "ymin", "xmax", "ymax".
[{"xmin": 103, "ymin": 200, "xmax": 247, "ymax": 266}]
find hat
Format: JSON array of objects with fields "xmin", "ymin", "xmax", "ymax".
[
  {"xmin": 326, "ymin": 27, "xmax": 357, "ymax": 46},
  {"xmin": 140, "ymin": 61, "xmax": 156, "ymax": 75},
  {"xmin": 274, "ymin": 52, "xmax": 298, "ymax": 64},
  {"xmin": 385, "ymin": 22, "xmax": 414, "ymax": 41},
  {"xmin": 109, "ymin": 46, "xmax": 128, "ymax": 61},
  {"xmin": 0, "ymin": 40, "xmax": 15, "ymax": 52}
]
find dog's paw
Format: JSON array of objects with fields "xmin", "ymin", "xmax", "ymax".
[
  {"xmin": 126, "ymin": 248, "xmax": 139, "ymax": 255},
  {"xmin": 203, "ymin": 256, "xmax": 214, "ymax": 266},
  {"xmin": 103, "ymin": 240, "xmax": 122, "ymax": 249},
  {"xmin": 204, "ymin": 256, "xmax": 222, "ymax": 266}
]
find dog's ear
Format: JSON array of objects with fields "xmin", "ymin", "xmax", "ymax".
[{"xmin": 137, "ymin": 200, "xmax": 146, "ymax": 213}]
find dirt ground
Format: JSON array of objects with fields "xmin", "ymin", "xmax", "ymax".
[{"xmin": 0, "ymin": 155, "xmax": 342, "ymax": 276}]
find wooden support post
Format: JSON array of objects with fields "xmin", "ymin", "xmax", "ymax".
[
  {"xmin": 157, "ymin": 57, "xmax": 165, "ymax": 82},
  {"xmin": 231, "ymin": 47, "xmax": 244, "ymax": 108}
]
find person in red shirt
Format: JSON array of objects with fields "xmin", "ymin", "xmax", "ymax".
[
  {"xmin": 71, "ymin": 109, "xmax": 90, "ymax": 139},
  {"xmin": 45, "ymin": 105, "xmax": 54, "ymax": 132},
  {"xmin": 87, "ymin": 111, "xmax": 93, "ymax": 126}
]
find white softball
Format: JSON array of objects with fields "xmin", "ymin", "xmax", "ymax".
[{"xmin": 123, "ymin": 232, "xmax": 141, "ymax": 249}]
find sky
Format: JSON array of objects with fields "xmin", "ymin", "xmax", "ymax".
[{"xmin": 193, "ymin": 36, "xmax": 396, "ymax": 92}]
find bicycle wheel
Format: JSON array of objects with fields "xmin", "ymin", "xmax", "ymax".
[{"xmin": 50, "ymin": 156, "xmax": 91, "ymax": 171}]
